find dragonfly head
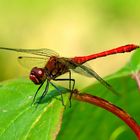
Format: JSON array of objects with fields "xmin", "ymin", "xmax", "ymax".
[{"xmin": 30, "ymin": 67, "xmax": 46, "ymax": 85}]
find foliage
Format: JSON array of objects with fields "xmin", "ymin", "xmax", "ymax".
[{"xmin": 0, "ymin": 49, "xmax": 140, "ymax": 140}]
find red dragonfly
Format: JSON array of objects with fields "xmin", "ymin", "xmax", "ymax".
[{"xmin": 0, "ymin": 44, "xmax": 139, "ymax": 106}]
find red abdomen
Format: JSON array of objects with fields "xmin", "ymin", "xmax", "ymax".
[{"xmin": 72, "ymin": 44, "xmax": 139, "ymax": 64}]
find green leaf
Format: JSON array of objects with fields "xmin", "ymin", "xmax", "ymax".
[
  {"xmin": 0, "ymin": 79, "xmax": 68, "ymax": 140},
  {"xmin": 108, "ymin": 49, "xmax": 140, "ymax": 79}
]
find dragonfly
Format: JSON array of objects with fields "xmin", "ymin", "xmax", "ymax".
[{"xmin": 0, "ymin": 44, "xmax": 139, "ymax": 106}]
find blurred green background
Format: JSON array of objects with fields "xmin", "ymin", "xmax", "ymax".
[
  {"xmin": 0, "ymin": 0, "xmax": 140, "ymax": 88},
  {"xmin": 0, "ymin": 1, "xmax": 140, "ymax": 140}
]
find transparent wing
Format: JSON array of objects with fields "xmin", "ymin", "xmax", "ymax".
[
  {"xmin": 73, "ymin": 64, "xmax": 119, "ymax": 95},
  {"xmin": 18, "ymin": 56, "xmax": 48, "ymax": 69},
  {"xmin": 72, "ymin": 63, "xmax": 95, "ymax": 77},
  {"xmin": 59, "ymin": 58, "xmax": 119, "ymax": 95},
  {"xmin": 0, "ymin": 47, "xmax": 59, "ymax": 57},
  {"xmin": 58, "ymin": 58, "xmax": 99, "ymax": 77}
]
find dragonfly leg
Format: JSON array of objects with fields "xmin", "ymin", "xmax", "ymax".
[
  {"xmin": 38, "ymin": 80, "xmax": 49, "ymax": 103},
  {"xmin": 32, "ymin": 81, "xmax": 45, "ymax": 105},
  {"xmin": 49, "ymin": 81, "xmax": 66, "ymax": 107},
  {"xmin": 54, "ymin": 71, "xmax": 75, "ymax": 107},
  {"xmin": 69, "ymin": 70, "xmax": 75, "ymax": 107}
]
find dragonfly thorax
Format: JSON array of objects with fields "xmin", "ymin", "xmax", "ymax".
[
  {"xmin": 44, "ymin": 56, "xmax": 69, "ymax": 79},
  {"xmin": 30, "ymin": 67, "xmax": 47, "ymax": 85}
]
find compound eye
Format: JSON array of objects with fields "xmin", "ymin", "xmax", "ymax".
[
  {"xmin": 30, "ymin": 67, "xmax": 45, "ymax": 85},
  {"xmin": 37, "ymin": 69, "xmax": 44, "ymax": 77}
]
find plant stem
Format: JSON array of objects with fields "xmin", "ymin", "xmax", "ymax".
[{"xmin": 72, "ymin": 89, "xmax": 140, "ymax": 140}]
